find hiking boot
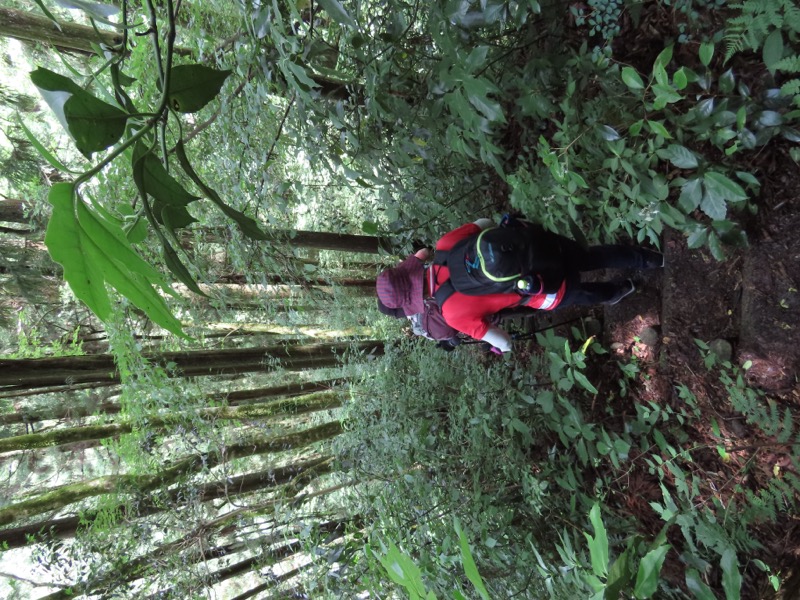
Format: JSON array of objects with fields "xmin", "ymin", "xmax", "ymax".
[
  {"xmin": 605, "ymin": 279, "xmax": 636, "ymax": 305},
  {"xmin": 640, "ymin": 249, "xmax": 665, "ymax": 268}
]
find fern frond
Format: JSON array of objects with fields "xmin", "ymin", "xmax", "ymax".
[
  {"xmin": 724, "ymin": 0, "xmax": 800, "ymax": 62},
  {"xmin": 724, "ymin": 16, "xmax": 750, "ymax": 63},
  {"xmin": 774, "ymin": 55, "xmax": 800, "ymax": 73},
  {"xmin": 781, "ymin": 79, "xmax": 800, "ymax": 100},
  {"xmin": 784, "ymin": 4, "xmax": 800, "ymax": 33}
]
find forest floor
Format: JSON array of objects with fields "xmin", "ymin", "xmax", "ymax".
[
  {"xmin": 488, "ymin": 5, "xmax": 800, "ymax": 596},
  {"xmin": 508, "ymin": 142, "xmax": 800, "ymax": 597}
]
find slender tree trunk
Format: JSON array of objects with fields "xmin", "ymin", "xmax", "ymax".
[
  {"xmin": 216, "ymin": 273, "xmax": 376, "ymax": 288},
  {"xmin": 0, "ymin": 197, "xmax": 31, "ymax": 225},
  {"xmin": 140, "ymin": 518, "xmax": 356, "ymax": 600},
  {"xmin": 0, "ymin": 7, "xmax": 124, "ymax": 53},
  {"xmin": 0, "ymin": 378, "xmax": 342, "ymax": 426},
  {"xmin": 0, "ymin": 391, "xmax": 345, "ymax": 452},
  {"xmin": 283, "ymin": 229, "xmax": 390, "ymax": 253},
  {"xmin": 225, "ymin": 378, "xmax": 342, "ymax": 404},
  {"xmin": 0, "ymin": 340, "xmax": 384, "ymax": 388},
  {"xmin": 0, "ymin": 455, "xmax": 334, "ymax": 548},
  {"xmin": 188, "ymin": 227, "xmax": 392, "ymax": 254},
  {"xmin": 0, "ymin": 7, "xmax": 192, "ymax": 56},
  {"xmin": 0, "ymin": 421, "xmax": 343, "ymax": 526}
]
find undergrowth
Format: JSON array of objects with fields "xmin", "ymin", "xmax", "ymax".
[{"xmin": 339, "ymin": 329, "xmax": 799, "ymax": 598}]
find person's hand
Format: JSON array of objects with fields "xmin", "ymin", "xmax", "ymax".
[{"xmin": 414, "ymin": 248, "xmax": 432, "ymax": 262}]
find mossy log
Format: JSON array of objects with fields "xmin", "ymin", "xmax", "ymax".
[{"xmin": 0, "ymin": 421, "xmax": 343, "ymax": 526}]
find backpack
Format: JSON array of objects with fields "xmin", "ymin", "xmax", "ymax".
[
  {"xmin": 409, "ymin": 295, "xmax": 460, "ymax": 342},
  {"xmin": 437, "ymin": 221, "xmax": 565, "ymax": 297},
  {"xmin": 377, "ymin": 275, "xmax": 460, "ymax": 343}
]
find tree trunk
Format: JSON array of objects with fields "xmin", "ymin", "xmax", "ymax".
[
  {"xmin": 0, "ymin": 7, "xmax": 192, "ymax": 56},
  {"xmin": 0, "ymin": 340, "xmax": 384, "ymax": 389},
  {"xmin": 215, "ymin": 273, "xmax": 375, "ymax": 288},
  {"xmin": 0, "ymin": 455, "xmax": 334, "ymax": 548},
  {"xmin": 0, "ymin": 378, "xmax": 342, "ymax": 425},
  {"xmin": 0, "ymin": 420, "xmax": 343, "ymax": 526},
  {"xmin": 141, "ymin": 517, "xmax": 355, "ymax": 600},
  {"xmin": 0, "ymin": 7, "xmax": 124, "ymax": 54},
  {"xmin": 0, "ymin": 391, "xmax": 345, "ymax": 452},
  {"xmin": 0, "ymin": 197, "xmax": 31, "ymax": 225},
  {"xmin": 187, "ymin": 227, "xmax": 392, "ymax": 254},
  {"xmin": 281, "ymin": 229, "xmax": 390, "ymax": 253}
]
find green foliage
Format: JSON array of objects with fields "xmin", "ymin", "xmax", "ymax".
[
  {"xmin": 724, "ymin": 0, "xmax": 800, "ymax": 62},
  {"xmin": 369, "ymin": 521, "xmax": 490, "ymax": 600},
  {"xmin": 25, "ymin": 2, "xmax": 267, "ymax": 336},
  {"xmin": 537, "ymin": 502, "xmax": 671, "ymax": 600},
  {"xmin": 725, "ymin": 0, "xmax": 800, "ymax": 106},
  {"xmin": 9, "ymin": 306, "xmax": 83, "ymax": 358},
  {"xmin": 571, "ymin": 0, "xmax": 623, "ymax": 43},
  {"xmin": 511, "ymin": 37, "xmax": 799, "ymax": 259},
  {"xmin": 30, "ymin": 67, "xmax": 128, "ymax": 159},
  {"xmin": 341, "ymin": 323, "xmax": 796, "ymax": 598}
]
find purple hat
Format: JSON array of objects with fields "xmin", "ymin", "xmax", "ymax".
[{"xmin": 376, "ymin": 255, "xmax": 425, "ymax": 316}]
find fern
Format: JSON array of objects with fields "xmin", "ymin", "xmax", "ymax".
[
  {"xmin": 775, "ymin": 55, "xmax": 800, "ymax": 72},
  {"xmin": 724, "ymin": 0, "xmax": 800, "ymax": 62}
]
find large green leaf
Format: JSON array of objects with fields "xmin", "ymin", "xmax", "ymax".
[
  {"xmin": 45, "ymin": 183, "xmax": 112, "ymax": 320},
  {"xmin": 677, "ymin": 178, "xmax": 703, "ymax": 213},
  {"xmin": 657, "ymin": 144, "xmax": 699, "ymax": 169},
  {"xmin": 174, "ymin": 141, "xmax": 268, "ymax": 240},
  {"xmin": 79, "ymin": 230, "xmax": 185, "ymax": 337},
  {"xmin": 584, "ymin": 504, "xmax": 609, "ymax": 578},
  {"xmin": 75, "ymin": 199, "xmax": 167, "ymax": 284},
  {"xmin": 48, "ymin": 186, "xmax": 185, "ymax": 336},
  {"xmin": 621, "ymin": 67, "xmax": 644, "ymax": 90},
  {"xmin": 704, "ymin": 171, "xmax": 748, "ymax": 203},
  {"xmin": 316, "ymin": 0, "xmax": 357, "ymax": 28},
  {"xmin": 132, "ymin": 146, "xmax": 199, "ymax": 220},
  {"xmin": 763, "ymin": 30, "xmax": 784, "ymax": 74},
  {"xmin": 720, "ymin": 548, "xmax": 742, "ymax": 600},
  {"xmin": 685, "ymin": 569, "xmax": 716, "ymax": 600},
  {"xmin": 647, "ymin": 120, "xmax": 672, "ymax": 139},
  {"xmin": 699, "ymin": 42, "xmax": 714, "ymax": 67},
  {"xmin": 700, "ymin": 180, "xmax": 728, "ymax": 220},
  {"xmin": 633, "ymin": 545, "xmax": 669, "ymax": 599},
  {"xmin": 31, "ymin": 67, "xmax": 128, "ymax": 158},
  {"xmin": 456, "ymin": 520, "xmax": 490, "ymax": 600},
  {"xmin": 167, "ymin": 64, "xmax": 232, "ymax": 113}
]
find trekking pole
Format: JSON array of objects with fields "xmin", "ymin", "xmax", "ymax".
[{"xmin": 509, "ymin": 315, "xmax": 586, "ymax": 341}]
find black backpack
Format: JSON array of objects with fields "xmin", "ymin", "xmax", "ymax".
[{"xmin": 436, "ymin": 222, "xmax": 565, "ymax": 297}]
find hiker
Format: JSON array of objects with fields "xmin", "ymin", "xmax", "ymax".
[
  {"xmin": 427, "ymin": 217, "xmax": 664, "ymax": 353},
  {"xmin": 376, "ymin": 217, "xmax": 663, "ymax": 353}
]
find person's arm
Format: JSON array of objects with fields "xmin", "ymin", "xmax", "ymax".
[{"xmin": 480, "ymin": 325, "xmax": 512, "ymax": 353}]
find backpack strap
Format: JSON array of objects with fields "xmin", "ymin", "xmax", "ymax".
[
  {"xmin": 430, "ymin": 249, "xmax": 456, "ymax": 307},
  {"xmin": 433, "ymin": 279, "xmax": 457, "ymax": 308}
]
